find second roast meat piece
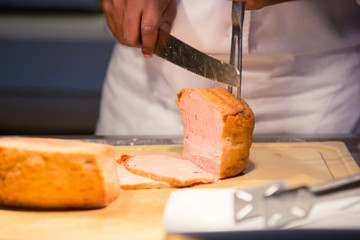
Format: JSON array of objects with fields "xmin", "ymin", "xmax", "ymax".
[{"xmin": 176, "ymin": 87, "xmax": 254, "ymax": 179}]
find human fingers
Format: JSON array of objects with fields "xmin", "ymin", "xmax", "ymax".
[
  {"xmin": 121, "ymin": 0, "xmax": 142, "ymax": 47},
  {"xmin": 141, "ymin": 0, "xmax": 176, "ymax": 58},
  {"xmin": 102, "ymin": 0, "xmax": 118, "ymax": 39},
  {"xmin": 140, "ymin": 1, "xmax": 163, "ymax": 58},
  {"xmin": 159, "ymin": 0, "xmax": 177, "ymax": 33},
  {"xmin": 102, "ymin": 0, "xmax": 142, "ymax": 47},
  {"xmin": 103, "ymin": 0, "xmax": 176, "ymax": 58}
]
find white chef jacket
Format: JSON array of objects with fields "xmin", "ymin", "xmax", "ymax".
[{"xmin": 96, "ymin": 0, "xmax": 360, "ymax": 135}]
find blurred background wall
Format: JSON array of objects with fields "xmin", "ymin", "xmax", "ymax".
[{"xmin": 0, "ymin": 0, "xmax": 116, "ymax": 135}]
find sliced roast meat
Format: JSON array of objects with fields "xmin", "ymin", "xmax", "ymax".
[
  {"xmin": 117, "ymin": 162, "xmax": 170, "ymax": 190},
  {"xmin": 123, "ymin": 154, "xmax": 215, "ymax": 187}
]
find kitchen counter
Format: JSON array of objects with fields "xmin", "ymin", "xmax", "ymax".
[
  {"xmin": 1, "ymin": 134, "xmax": 359, "ymax": 240},
  {"xmin": 60, "ymin": 133, "xmax": 360, "ymax": 165}
]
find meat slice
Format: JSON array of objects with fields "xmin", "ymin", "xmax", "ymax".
[
  {"xmin": 176, "ymin": 87, "xmax": 254, "ymax": 179},
  {"xmin": 117, "ymin": 162, "xmax": 170, "ymax": 190},
  {"xmin": 123, "ymin": 155, "xmax": 215, "ymax": 187},
  {"xmin": 0, "ymin": 137, "xmax": 120, "ymax": 209}
]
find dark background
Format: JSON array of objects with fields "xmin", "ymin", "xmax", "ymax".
[{"xmin": 0, "ymin": 0, "xmax": 115, "ymax": 135}]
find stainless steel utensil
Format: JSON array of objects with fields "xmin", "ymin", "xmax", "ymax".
[
  {"xmin": 234, "ymin": 174, "xmax": 360, "ymax": 228},
  {"xmin": 228, "ymin": 1, "xmax": 245, "ymax": 99},
  {"xmin": 154, "ymin": 29, "xmax": 240, "ymax": 87}
]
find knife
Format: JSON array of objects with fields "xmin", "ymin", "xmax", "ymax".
[{"xmin": 154, "ymin": 28, "xmax": 240, "ymax": 87}]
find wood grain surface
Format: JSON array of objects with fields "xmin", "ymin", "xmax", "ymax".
[{"xmin": 1, "ymin": 142, "xmax": 359, "ymax": 240}]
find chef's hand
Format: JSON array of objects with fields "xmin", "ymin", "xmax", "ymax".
[
  {"xmin": 234, "ymin": 0, "xmax": 294, "ymax": 10},
  {"xmin": 102, "ymin": 0, "xmax": 176, "ymax": 59}
]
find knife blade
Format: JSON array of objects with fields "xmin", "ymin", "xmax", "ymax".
[{"xmin": 154, "ymin": 29, "xmax": 240, "ymax": 87}]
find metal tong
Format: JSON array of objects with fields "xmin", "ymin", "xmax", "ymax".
[
  {"xmin": 229, "ymin": 1, "xmax": 245, "ymax": 100},
  {"xmin": 234, "ymin": 174, "xmax": 360, "ymax": 228}
]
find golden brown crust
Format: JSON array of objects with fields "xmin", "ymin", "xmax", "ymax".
[
  {"xmin": 117, "ymin": 154, "xmax": 132, "ymax": 164},
  {"xmin": 0, "ymin": 138, "xmax": 120, "ymax": 209},
  {"xmin": 177, "ymin": 87, "xmax": 246, "ymax": 119},
  {"xmin": 220, "ymin": 101, "xmax": 254, "ymax": 178},
  {"xmin": 120, "ymin": 182, "xmax": 170, "ymax": 190}
]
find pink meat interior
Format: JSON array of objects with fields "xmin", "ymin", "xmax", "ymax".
[
  {"xmin": 125, "ymin": 155, "xmax": 214, "ymax": 182},
  {"xmin": 116, "ymin": 162, "xmax": 167, "ymax": 185},
  {"xmin": 178, "ymin": 90, "xmax": 224, "ymax": 178}
]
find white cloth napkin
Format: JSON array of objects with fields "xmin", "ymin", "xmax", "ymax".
[{"xmin": 163, "ymin": 186, "xmax": 360, "ymax": 234}]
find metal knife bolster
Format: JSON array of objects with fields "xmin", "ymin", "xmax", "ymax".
[{"xmin": 154, "ymin": 29, "xmax": 240, "ymax": 87}]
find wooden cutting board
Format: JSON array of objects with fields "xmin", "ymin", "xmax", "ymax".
[{"xmin": 0, "ymin": 142, "xmax": 359, "ymax": 240}]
